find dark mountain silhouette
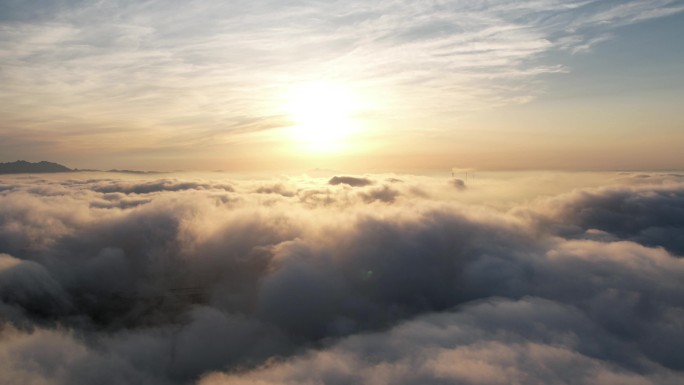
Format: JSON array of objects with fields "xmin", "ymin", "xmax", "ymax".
[{"xmin": 0, "ymin": 160, "xmax": 73, "ymax": 174}]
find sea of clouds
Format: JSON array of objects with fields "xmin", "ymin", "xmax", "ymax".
[{"xmin": 1, "ymin": 171, "xmax": 683, "ymax": 384}]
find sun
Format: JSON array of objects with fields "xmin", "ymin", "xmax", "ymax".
[{"xmin": 284, "ymin": 81, "xmax": 362, "ymax": 152}]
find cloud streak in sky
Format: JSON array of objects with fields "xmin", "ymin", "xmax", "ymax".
[
  {"xmin": 1, "ymin": 0, "xmax": 683, "ymax": 159},
  {"xmin": 1, "ymin": 171, "xmax": 683, "ymax": 384}
]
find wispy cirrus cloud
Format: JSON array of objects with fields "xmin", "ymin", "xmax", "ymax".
[{"xmin": 0, "ymin": 0, "xmax": 682, "ymax": 158}]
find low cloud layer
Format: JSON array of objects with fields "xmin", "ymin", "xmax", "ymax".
[{"xmin": 1, "ymin": 172, "xmax": 683, "ymax": 384}]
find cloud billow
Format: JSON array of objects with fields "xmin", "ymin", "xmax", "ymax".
[
  {"xmin": 524, "ymin": 183, "xmax": 684, "ymax": 255},
  {"xmin": 1, "ymin": 172, "xmax": 683, "ymax": 384}
]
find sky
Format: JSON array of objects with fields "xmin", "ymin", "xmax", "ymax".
[{"xmin": 1, "ymin": 0, "xmax": 683, "ymax": 171}]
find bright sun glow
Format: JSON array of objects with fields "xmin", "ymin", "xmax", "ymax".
[{"xmin": 284, "ymin": 81, "xmax": 363, "ymax": 152}]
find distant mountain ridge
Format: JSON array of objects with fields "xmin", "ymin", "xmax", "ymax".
[{"xmin": 0, "ymin": 160, "xmax": 73, "ymax": 174}]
